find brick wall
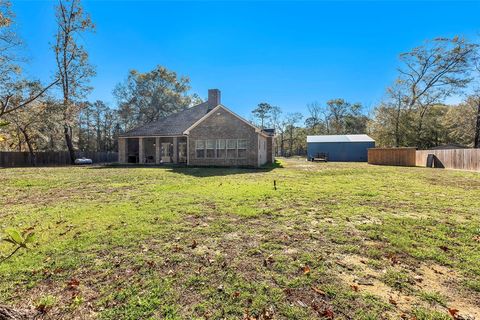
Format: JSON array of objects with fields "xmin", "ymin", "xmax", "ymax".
[{"xmin": 188, "ymin": 108, "xmax": 259, "ymax": 167}]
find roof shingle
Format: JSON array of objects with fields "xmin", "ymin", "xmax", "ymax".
[{"xmin": 119, "ymin": 102, "xmax": 211, "ymax": 137}]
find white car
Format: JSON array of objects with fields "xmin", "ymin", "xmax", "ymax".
[{"xmin": 74, "ymin": 157, "xmax": 93, "ymax": 165}]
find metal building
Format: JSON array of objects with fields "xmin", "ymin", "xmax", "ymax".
[{"xmin": 307, "ymin": 134, "xmax": 375, "ymax": 162}]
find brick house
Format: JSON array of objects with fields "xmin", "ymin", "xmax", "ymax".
[{"xmin": 118, "ymin": 89, "xmax": 275, "ymax": 167}]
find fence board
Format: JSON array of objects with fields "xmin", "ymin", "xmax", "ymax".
[
  {"xmin": 368, "ymin": 148, "xmax": 417, "ymax": 166},
  {"xmin": 0, "ymin": 151, "xmax": 118, "ymax": 167},
  {"xmin": 416, "ymin": 149, "xmax": 480, "ymax": 171}
]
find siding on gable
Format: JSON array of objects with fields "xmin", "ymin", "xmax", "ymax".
[{"xmin": 188, "ymin": 108, "xmax": 259, "ymax": 167}]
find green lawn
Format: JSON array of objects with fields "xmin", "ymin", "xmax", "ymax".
[{"xmin": 0, "ymin": 158, "xmax": 479, "ymax": 319}]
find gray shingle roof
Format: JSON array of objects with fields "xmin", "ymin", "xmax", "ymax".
[{"xmin": 119, "ymin": 102, "xmax": 211, "ymax": 137}]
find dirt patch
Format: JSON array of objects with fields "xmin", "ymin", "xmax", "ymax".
[
  {"xmin": 417, "ymin": 264, "xmax": 480, "ymax": 319},
  {"xmin": 337, "ymin": 254, "xmax": 480, "ymax": 319}
]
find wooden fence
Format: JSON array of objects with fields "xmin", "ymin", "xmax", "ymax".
[
  {"xmin": 0, "ymin": 151, "xmax": 118, "ymax": 167},
  {"xmin": 416, "ymin": 149, "xmax": 480, "ymax": 171},
  {"xmin": 367, "ymin": 148, "xmax": 417, "ymax": 167},
  {"xmin": 368, "ymin": 148, "xmax": 480, "ymax": 171}
]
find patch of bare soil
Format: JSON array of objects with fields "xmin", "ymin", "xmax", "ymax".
[
  {"xmin": 417, "ymin": 264, "xmax": 480, "ymax": 319},
  {"xmin": 338, "ymin": 254, "xmax": 480, "ymax": 319}
]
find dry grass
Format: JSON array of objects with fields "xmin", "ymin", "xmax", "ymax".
[{"xmin": 0, "ymin": 158, "xmax": 479, "ymax": 319}]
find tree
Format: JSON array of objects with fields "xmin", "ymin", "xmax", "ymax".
[
  {"xmin": 396, "ymin": 37, "xmax": 477, "ymax": 147},
  {"xmin": 267, "ymin": 105, "xmax": 284, "ymax": 156},
  {"xmin": 77, "ymin": 100, "xmax": 120, "ymax": 152},
  {"xmin": 1, "ymin": 98, "xmax": 61, "ymax": 162},
  {"xmin": 53, "ymin": 0, "xmax": 95, "ymax": 164},
  {"xmin": 474, "ymin": 97, "xmax": 480, "ymax": 148},
  {"xmin": 114, "ymin": 66, "xmax": 194, "ymax": 130},
  {"xmin": 0, "ymin": 1, "xmax": 57, "ymax": 120},
  {"xmin": 251, "ymin": 102, "xmax": 273, "ymax": 128},
  {"xmin": 471, "ymin": 48, "xmax": 480, "ymax": 148},
  {"xmin": 305, "ymin": 102, "xmax": 326, "ymax": 134},
  {"xmin": 284, "ymin": 112, "xmax": 303, "ymax": 156},
  {"xmin": 5, "ymin": 101, "xmax": 47, "ymax": 165},
  {"xmin": 443, "ymin": 98, "xmax": 478, "ymax": 147},
  {"xmin": 324, "ymin": 99, "xmax": 365, "ymax": 134}
]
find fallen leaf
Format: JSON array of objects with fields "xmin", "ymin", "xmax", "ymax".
[
  {"xmin": 263, "ymin": 255, "xmax": 274, "ymax": 267},
  {"xmin": 311, "ymin": 286, "xmax": 326, "ymax": 295},
  {"xmin": 448, "ymin": 308, "xmax": 459, "ymax": 317},
  {"xmin": 302, "ymin": 265, "xmax": 311, "ymax": 275},
  {"xmin": 190, "ymin": 240, "xmax": 198, "ymax": 249},
  {"xmin": 67, "ymin": 278, "xmax": 80, "ymax": 289},
  {"xmin": 320, "ymin": 308, "xmax": 334, "ymax": 319},
  {"xmin": 439, "ymin": 245, "xmax": 449, "ymax": 252},
  {"xmin": 389, "ymin": 297, "xmax": 397, "ymax": 306},
  {"xmin": 350, "ymin": 284, "xmax": 359, "ymax": 292}
]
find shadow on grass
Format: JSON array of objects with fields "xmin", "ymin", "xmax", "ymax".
[{"xmin": 88, "ymin": 160, "xmax": 283, "ymax": 177}]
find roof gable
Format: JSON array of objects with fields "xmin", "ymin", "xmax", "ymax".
[{"xmin": 183, "ymin": 104, "xmax": 266, "ymax": 136}]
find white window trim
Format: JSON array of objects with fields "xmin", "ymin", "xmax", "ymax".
[
  {"xmin": 206, "ymin": 139, "xmax": 216, "ymax": 159},
  {"xmin": 195, "ymin": 140, "xmax": 205, "ymax": 159},
  {"xmin": 195, "ymin": 139, "xmax": 248, "ymax": 159}
]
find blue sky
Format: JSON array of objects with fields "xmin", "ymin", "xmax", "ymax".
[{"xmin": 12, "ymin": 1, "xmax": 480, "ymax": 119}]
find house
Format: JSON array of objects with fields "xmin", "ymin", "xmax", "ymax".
[
  {"xmin": 306, "ymin": 134, "xmax": 375, "ymax": 162},
  {"xmin": 118, "ymin": 89, "xmax": 275, "ymax": 167}
]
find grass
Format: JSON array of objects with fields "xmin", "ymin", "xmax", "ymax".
[
  {"xmin": 0, "ymin": 158, "xmax": 479, "ymax": 319},
  {"xmin": 419, "ymin": 291, "xmax": 447, "ymax": 307}
]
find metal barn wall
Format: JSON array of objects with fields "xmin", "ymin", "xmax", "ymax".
[{"xmin": 307, "ymin": 141, "xmax": 375, "ymax": 162}]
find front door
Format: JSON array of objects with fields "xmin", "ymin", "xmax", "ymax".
[
  {"xmin": 161, "ymin": 143, "xmax": 171, "ymax": 163},
  {"xmin": 178, "ymin": 142, "xmax": 187, "ymax": 163}
]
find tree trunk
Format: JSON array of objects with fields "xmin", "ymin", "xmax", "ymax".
[
  {"xmin": 474, "ymin": 99, "xmax": 480, "ymax": 148},
  {"xmin": 64, "ymin": 123, "xmax": 75, "ymax": 164},
  {"xmin": 20, "ymin": 129, "xmax": 36, "ymax": 166},
  {"xmin": 394, "ymin": 103, "xmax": 401, "ymax": 147},
  {"xmin": 280, "ymin": 133, "xmax": 285, "ymax": 156}
]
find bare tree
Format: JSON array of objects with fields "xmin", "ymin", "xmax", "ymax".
[
  {"xmin": 474, "ymin": 97, "xmax": 480, "ymax": 148},
  {"xmin": 305, "ymin": 102, "xmax": 324, "ymax": 134},
  {"xmin": 284, "ymin": 112, "xmax": 303, "ymax": 156},
  {"xmin": 5, "ymin": 100, "xmax": 55, "ymax": 165},
  {"xmin": 0, "ymin": 1, "xmax": 58, "ymax": 120},
  {"xmin": 396, "ymin": 37, "xmax": 477, "ymax": 147},
  {"xmin": 53, "ymin": 0, "xmax": 95, "ymax": 163},
  {"xmin": 472, "ymin": 46, "xmax": 480, "ymax": 148},
  {"xmin": 267, "ymin": 105, "xmax": 284, "ymax": 156}
]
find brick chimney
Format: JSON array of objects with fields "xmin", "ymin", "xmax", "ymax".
[{"xmin": 207, "ymin": 89, "xmax": 221, "ymax": 110}]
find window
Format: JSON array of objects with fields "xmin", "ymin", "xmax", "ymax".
[
  {"xmin": 197, "ymin": 138, "xmax": 247, "ymax": 159},
  {"xmin": 216, "ymin": 139, "xmax": 226, "ymax": 159},
  {"xmin": 206, "ymin": 140, "xmax": 216, "ymax": 158},
  {"xmin": 227, "ymin": 139, "xmax": 237, "ymax": 158},
  {"xmin": 238, "ymin": 139, "xmax": 247, "ymax": 159},
  {"xmin": 195, "ymin": 140, "xmax": 205, "ymax": 158}
]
